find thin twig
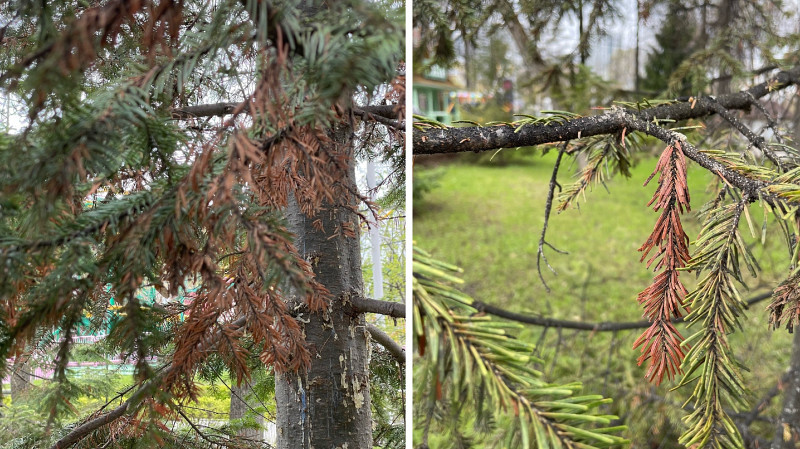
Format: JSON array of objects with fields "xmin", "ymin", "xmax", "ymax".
[
  {"xmin": 746, "ymin": 91, "xmax": 786, "ymax": 146},
  {"xmin": 537, "ymin": 144, "xmax": 569, "ymax": 292},
  {"xmin": 702, "ymin": 97, "xmax": 784, "ymax": 170},
  {"xmin": 472, "ymin": 291, "xmax": 772, "ymax": 332}
]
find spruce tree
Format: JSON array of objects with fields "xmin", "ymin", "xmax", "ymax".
[
  {"xmin": 0, "ymin": 1, "xmax": 405, "ymax": 448},
  {"xmin": 642, "ymin": 5, "xmax": 695, "ymax": 95}
]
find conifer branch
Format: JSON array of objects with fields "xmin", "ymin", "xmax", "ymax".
[
  {"xmin": 172, "ymin": 102, "xmax": 403, "ymax": 121},
  {"xmin": 677, "ymin": 200, "xmax": 755, "ymax": 449},
  {"xmin": 557, "ymin": 135, "xmax": 632, "ymax": 211},
  {"xmin": 414, "ymin": 247, "xmax": 629, "ymax": 449},
  {"xmin": 352, "ymin": 107, "xmax": 405, "ymax": 130},
  {"xmin": 414, "ymin": 65, "xmax": 800, "ymax": 155},
  {"xmin": 768, "ymin": 271, "xmax": 800, "ymax": 331},
  {"xmin": 470, "ymin": 293, "xmax": 771, "ymax": 332},
  {"xmin": 633, "ymin": 142, "xmax": 692, "ymax": 384},
  {"xmin": 49, "ymin": 316, "xmax": 249, "ymax": 449}
]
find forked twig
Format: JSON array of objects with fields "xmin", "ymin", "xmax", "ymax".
[
  {"xmin": 703, "ymin": 96, "xmax": 784, "ymax": 171},
  {"xmin": 537, "ymin": 143, "xmax": 570, "ymax": 292}
]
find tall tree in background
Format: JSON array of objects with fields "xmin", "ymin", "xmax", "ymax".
[
  {"xmin": 641, "ymin": 4, "xmax": 695, "ymax": 95},
  {"xmin": 413, "ymin": 0, "xmax": 618, "ymax": 85},
  {"xmin": 0, "ymin": 1, "xmax": 405, "ymax": 448}
]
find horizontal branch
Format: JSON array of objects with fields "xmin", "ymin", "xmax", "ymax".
[
  {"xmin": 367, "ymin": 323, "xmax": 404, "ymax": 365},
  {"xmin": 352, "ymin": 107, "xmax": 404, "ymax": 130},
  {"xmin": 351, "ymin": 297, "xmax": 405, "ymax": 318},
  {"xmin": 53, "ymin": 400, "xmax": 131, "ymax": 449},
  {"xmin": 472, "ymin": 292, "xmax": 771, "ymax": 332},
  {"xmin": 414, "ymin": 66, "xmax": 800, "ymax": 154},
  {"xmin": 172, "ymin": 102, "xmax": 402, "ymax": 120},
  {"xmin": 51, "ymin": 295, "xmax": 403, "ymax": 448},
  {"xmin": 170, "ymin": 102, "xmax": 241, "ymax": 119},
  {"xmin": 49, "ymin": 315, "xmax": 248, "ymax": 449}
]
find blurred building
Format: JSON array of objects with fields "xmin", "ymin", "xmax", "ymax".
[{"xmin": 413, "ymin": 65, "xmax": 461, "ymax": 125}]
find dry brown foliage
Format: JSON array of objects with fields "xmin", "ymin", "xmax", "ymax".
[{"xmin": 633, "ymin": 142, "xmax": 692, "ymax": 384}]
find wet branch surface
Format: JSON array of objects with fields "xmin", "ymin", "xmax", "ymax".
[{"xmin": 414, "ymin": 66, "xmax": 800, "ymax": 155}]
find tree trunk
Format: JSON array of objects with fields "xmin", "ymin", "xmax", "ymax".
[
  {"xmin": 276, "ymin": 124, "xmax": 372, "ymax": 449},
  {"xmin": 771, "ymin": 330, "xmax": 800, "ymax": 449},
  {"xmin": 230, "ymin": 379, "xmax": 265, "ymax": 443},
  {"xmin": 10, "ymin": 353, "xmax": 32, "ymax": 403}
]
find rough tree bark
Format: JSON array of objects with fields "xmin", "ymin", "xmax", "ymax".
[
  {"xmin": 413, "ymin": 66, "xmax": 800, "ymax": 155},
  {"xmin": 9, "ymin": 353, "xmax": 32, "ymax": 403},
  {"xmin": 230, "ymin": 380, "xmax": 265, "ymax": 443},
  {"xmin": 275, "ymin": 123, "xmax": 372, "ymax": 449}
]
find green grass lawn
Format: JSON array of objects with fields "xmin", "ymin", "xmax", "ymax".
[{"xmin": 414, "ymin": 150, "xmax": 793, "ymax": 447}]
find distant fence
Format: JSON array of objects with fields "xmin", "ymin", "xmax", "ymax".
[{"xmin": 2, "ymin": 354, "xmax": 160, "ymax": 385}]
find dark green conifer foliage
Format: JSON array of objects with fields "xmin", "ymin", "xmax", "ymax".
[
  {"xmin": 642, "ymin": 6, "xmax": 695, "ymax": 95},
  {"xmin": 0, "ymin": 0, "xmax": 404, "ymax": 447}
]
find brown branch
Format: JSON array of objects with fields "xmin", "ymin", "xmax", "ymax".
[
  {"xmin": 171, "ymin": 103, "xmax": 403, "ymax": 121},
  {"xmin": 49, "ymin": 316, "xmax": 248, "ymax": 449},
  {"xmin": 170, "ymin": 102, "xmax": 243, "ymax": 119},
  {"xmin": 414, "ymin": 66, "xmax": 800, "ymax": 154},
  {"xmin": 52, "ymin": 400, "xmax": 130, "ymax": 449},
  {"xmin": 622, "ymin": 113, "xmax": 787, "ymax": 207},
  {"xmin": 351, "ymin": 297, "xmax": 405, "ymax": 318},
  {"xmin": 352, "ymin": 107, "xmax": 404, "ymax": 130},
  {"xmin": 471, "ymin": 292, "xmax": 772, "ymax": 332},
  {"xmin": 52, "ymin": 295, "xmax": 402, "ymax": 448},
  {"xmin": 367, "ymin": 323, "xmax": 404, "ymax": 365}
]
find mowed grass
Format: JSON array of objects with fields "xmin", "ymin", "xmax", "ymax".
[{"xmin": 414, "ymin": 150, "xmax": 793, "ymax": 445}]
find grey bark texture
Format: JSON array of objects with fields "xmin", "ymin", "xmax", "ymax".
[
  {"xmin": 10, "ymin": 353, "xmax": 32, "ymax": 403},
  {"xmin": 276, "ymin": 124, "xmax": 372, "ymax": 449},
  {"xmin": 229, "ymin": 380, "xmax": 265, "ymax": 443},
  {"xmin": 771, "ymin": 330, "xmax": 800, "ymax": 449}
]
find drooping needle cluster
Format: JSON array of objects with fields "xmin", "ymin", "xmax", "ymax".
[{"xmin": 633, "ymin": 141, "xmax": 691, "ymax": 384}]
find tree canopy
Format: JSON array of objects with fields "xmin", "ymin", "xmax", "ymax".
[{"xmin": 0, "ymin": 1, "xmax": 405, "ymax": 448}]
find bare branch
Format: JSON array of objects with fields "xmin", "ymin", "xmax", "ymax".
[
  {"xmin": 352, "ymin": 107, "xmax": 404, "ymax": 130},
  {"xmin": 367, "ymin": 323, "xmax": 404, "ymax": 365},
  {"xmin": 351, "ymin": 297, "xmax": 405, "ymax": 318},
  {"xmin": 414, "ymin": 66, "xmax": 800, "ymax": 154},
  {"xmin": 471, "ymin": 292, "xmax": 771, "ymax": 332},
  {"xmin": 537, "ymin": 144, "xmax": 569, "ymax": 293},
  {"xmin": 172, "ymin": 103, "xmax": 403, "ymax": 121}
]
